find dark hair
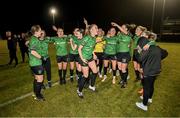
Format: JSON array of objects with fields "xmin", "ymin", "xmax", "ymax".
[
  {"xmin": 123, "ymin": 24, "xmax": 137, "ymax": 34},
  {"xmin": 73, "ymin": 28, "xmax": 79, "ymax": 32},
  {"xmin": 31, "ymin": 25, "xmax": 41, "ymax": 35},
  {"xmin": 41, "ymin": 30, "xmax": 46, "ymax": 37},
  {"xmin": 77, "ymin": 28, "xmax": 85, "ymax": 35},
  {"xmin": 57, "ymin": 28, "xmax": 63, "ymax": 31},
  {"xmin": 123, "ymin": 24, "xmax": 135, "ymax": 30},
  {"xmin": 24, "ymin": 31, "xmax": 32, "ymax": 41},
  {"xmin": 108, "ymin": 27, "xmax": 117, "ymax": 36}
]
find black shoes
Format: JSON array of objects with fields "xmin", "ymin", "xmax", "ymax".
[
  {"xmin": 70, "ymin": 77, "xmax": 74, "ymax": 83},
  {"xmin": 121, "ymin": 82, "xmax": 127, "ymax": 88},
  {"xmin": 134, "ymin": 77, "xmax": 141, "ymax": 82},
  {"xmin": 41, "ymin": 84, "xmax": 46, "ymax": 89},
  {"xmin": 59, "ymin": 79, "xmax": 66, "ymax": 85},
  {"xmin": 34, "ymin": 94, "xmax": 45, "ymax": 101},
  {"xmin": 47, "ymin": 81, "xmax": 52, "ymax": 88},
  {"xmin": 63, "ymin": 79, "xmax": 66, "ymax": 84}
]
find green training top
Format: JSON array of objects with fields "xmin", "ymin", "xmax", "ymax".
[
  {"xmin": 116, "ymin": 33, "xmax": 132, "ymax": 53},
  {"xmin": 104, "ymin": 36, "xmax": 117, "ymax": 55},
  {"xmin": 81, "ymin": 35, "xmax": 96, "ymax": 60},
  {"xmin": 69, "ymin": 35, "xmax": 79, "ymax": 54},
  {"xmin": 29, "ymin": 36, "xmax": 42, "ymax": 67},
  {"xmin": 133, "ymin": 35, "xmax": 140, "ymax": 49},
  {"xmin": 51, "ymin": 36, "xmax": 69, "ymax": 56},
  {"xmin": 76, "ymin": 38, "xmax": 83, "ymax": 51},
  {"xmin": 39, "ymin": 37, "xmax": 53, "ymax": 58}
]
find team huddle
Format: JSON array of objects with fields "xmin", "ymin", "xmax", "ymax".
[{"xmin": 28, "ymin": 18, "xmax": 168, "ymax": 111}]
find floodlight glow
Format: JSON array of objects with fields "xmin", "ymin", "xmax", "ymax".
[{"xmin": 51, "ymin": 8, "xmax": 56, "ymax": 14}]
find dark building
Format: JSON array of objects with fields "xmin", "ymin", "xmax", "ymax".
[{"xmin": 160, "ymin": 18, "xmax": 180, "ymax": 42}]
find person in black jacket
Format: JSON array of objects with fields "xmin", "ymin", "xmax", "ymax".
[
  {"xmin": 6, "ymin": 31, "xmax": 18, "ymax": 67},
  {"xmin": 18, "ymin": 33, "xmax": 29, "ymax": 63},
  {"xmin": 135, "ymin": 31, "xmax": 161, "ymax": 111}
]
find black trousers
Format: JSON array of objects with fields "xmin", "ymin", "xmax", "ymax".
[
  {"xmin": 20, "ymin": 48, "xmax": 29, "ymax": 62},
  {"xmin": 9, "ymin": 49, "xmax": 18, "ymax": 64},
  {"xmin": 42, "ymin": 57, "xmax": 51, "ymax": 81},
  {"xmin": 143, "ymin": 76, "xmax": 156, "ymax": 105},
  {"xmin": 95, "ymin": 52, "xmax": 103, "ymax": 74}
]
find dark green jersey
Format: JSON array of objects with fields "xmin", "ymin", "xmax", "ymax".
[
  {"xmin": 51, "ymin": 36, "xmax": 68, "ymax": 56},
  {"xmin": 76, "ymin": 38, "xmax": 83, "ymax": 50},
  {"xmin": 69, "ymin": 35, "xmax": 79, "ymax": 54},
  {"xmin": 117, "ymin": 33, "xmax": 132, "ymax": 52},
  {"xmin": 29, "ymin": 36, "xmax": 42, "ymax": 67},
  {"xmin": 104, "ymin": 36, "xmax": 117, "ymax": 55},
  {"xmin": 39, "ymin": 37, "xmax": 53, "ymax": 58},
  {"xmin": 81, "ymin": 35, "xmax": 96, "ymax": 60},
  {"xmin": 133, "ymin": 35, "xmax": 140, "ymax": 49}
]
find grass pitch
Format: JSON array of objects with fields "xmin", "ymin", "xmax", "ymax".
[{"xmin": 0, "ymin": 40, "xmax": 179, "ymax": 117}]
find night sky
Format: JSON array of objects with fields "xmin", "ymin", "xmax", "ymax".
[{"xmin": 0, "ymin": 0, "xmax": 180, "ymax": 36}]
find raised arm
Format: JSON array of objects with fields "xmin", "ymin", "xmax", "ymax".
[
  {"xmin": 83, "ymin": 18, "xmax": 89, "ymax": 29},
  {"xmin": 83, "ymin": 18, "xmax": 90, "ymax": 35},
  {"xmin": 52, "ymin": 25, "xmax": 58, "ymax": 31},
  {"xmin": 111, "ymin": 22, "xmax": 128, "ymax": 34}
]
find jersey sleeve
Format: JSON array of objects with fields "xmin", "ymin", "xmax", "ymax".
[{"xmin": 147, "ymin": 40, "xmax": 156, "ymax": 46}]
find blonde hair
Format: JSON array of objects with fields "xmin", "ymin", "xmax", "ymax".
[
  {"xmin": 149, "ymin": 32, "xmax": 157, "ymax": 41},
  {"xmin": 137, "ymin": 26, "xmax": 147, "ymax": 32},
  {"xmin": 31, "ymin": 25, "xmax": 41, "ymax": 35},
  {"xmin": 141, "ymin": 31, "xmax": 151, "ymax": 38}
]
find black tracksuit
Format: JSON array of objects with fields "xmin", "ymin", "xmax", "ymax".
[
  {"xmin": 7, "ymin": 37, "xmax": 18, "ymax": 65},
  {"xmin": 18, "ymin": 37, "xmax": 29, "ymax": 62},
  {"xmin": 135, "ymin": 37, "xmax": 161, "ymax": 105},
  {"xmin": 42, "ymin": 57, "xmax": 51, "ymax": 82}
]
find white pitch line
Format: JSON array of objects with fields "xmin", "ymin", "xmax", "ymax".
[
  {"xmin": 0, "ymin": 81, "xmax": 60, "ymax": 108},
  {"xmin": 0, "ymin": 92, "xmax": 33, "ymax": 108}
]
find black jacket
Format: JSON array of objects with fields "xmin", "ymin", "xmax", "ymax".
[
  {"xmin": 7, "ymin": 37, "xmax": 17, "ymax": 50},
  {"xmin": 18, "ymin": 38, "xmax": 27, "ymax": 50},
  {"xmin": 135, "ymin": 37, "xmax": 161, "ymax": 77}
]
